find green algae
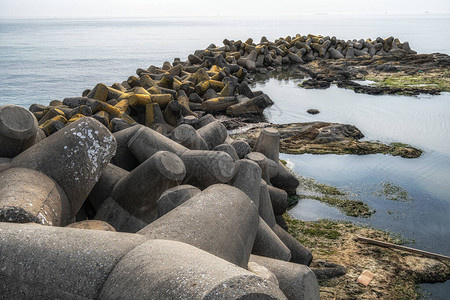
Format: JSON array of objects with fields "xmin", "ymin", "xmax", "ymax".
[
  {"xmin": 368, "ymin": 73, "xmax": 450, "ymax": 93},
  {"xmin": 375, "ymin": 181, "xmax": 412, "ymax": 202}
]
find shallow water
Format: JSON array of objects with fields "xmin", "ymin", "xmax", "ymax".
[
  {"xmin": 1, "ymin": 13, "xmax": 449, "ymax": 108},
  {"xmin": 1, "ymin": 14, "xmax": 449, "ymax": 298},
  {"xmin": 256, "ymin": 78, "xmax": 450, "ymax": 298}
]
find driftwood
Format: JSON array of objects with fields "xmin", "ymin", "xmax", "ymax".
[{"xmin": 356, "ymin": 235, "xmax": 450, "ymax": 261}]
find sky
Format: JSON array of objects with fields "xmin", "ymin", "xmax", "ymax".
[{"xmin": 0, "ymin": 0, "xmax": 449, "ymax": 19}]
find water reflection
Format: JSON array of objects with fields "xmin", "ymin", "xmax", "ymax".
[
  {"xmin": 253, "ymin": 77, "xmax": 450, "ymax": 254},
  {"xmin": 257, "ymin": 75, "xmax": 450, "ymax": 298},
  {"xmin": 289, "ymin": 198, "xmax": 347, "ymax": 221}
]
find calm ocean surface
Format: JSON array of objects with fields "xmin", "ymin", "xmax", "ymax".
[{"xmin": 0, "ymin": 13, "xmax": 449, "ymax": 298}]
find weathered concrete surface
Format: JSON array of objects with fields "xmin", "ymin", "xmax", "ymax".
[
  {"xmin": 268, "ymin": 185, "xmax": 288, "ymax": 216},
  {"xmin": 0, "ymin": 222, "xmax": 147, "ymax": 299},
  {"xmin": 250, "ymin": 254, "xmax": 320, "ymax": 300},
  {"xmin": 99, "ymin": 239, "xmax": 287, "ymax": 300},
  {"xmin": 138, "ymin": 184, "xmax": 259, "ymax": 268},
  {"xmin": 273, "ymin": 224, "xmax": 313, "ymax": 266},
  {"xmin": 253, "ymin": 217, "xmax": 292, "ymax": 261},
  {"xmin": 128, "ymin": 126, "xmax": 188, "ymax": 163},
  {"xmin": 0, "ymin": 105, "xmax": 38, "ymax": 158},
  {"xmin": 197, "ymin": 120, "xmax": 228, "ymax": 150},
  {"xmin": 270, "ymin": 160, "xmax": 300, "ymax": 195},
  {"xmin": 0, "ymin": 168, "xmax": 69, "ymax": 226},
  {"xmin": 111, "ymin": 124, "xmax": 142, "ymax": 171},
  {"xmin": 11, "ymin": 117, "xmax": 117, "ymax": 219},
  {"xmin": 253, "ymin": 127, "xmax": 280, "ymax": 162},
  {"xmin": 95, "ymin": 197, "xmax": 148, "ymax": 233},
  {"xmin": 170, "ymin": 124, "xmax": 208, "ymax": 150},
  {"xmin": 230, "ymin": 159, "xmax": 262, "ymax": 206},
  {"xmin": 157, "ymin": 184, "xmax": 201, "ymax": 217},
  {"xmin": 180, "ymin": 150, "xmax": 235, "ymax": 189},
  {"xmin": 66, "ymin": 220, "xmax": 116, "ymax": 231},
  {"xmin": 87, "ymin": 163, "xmax": 129, "ymax": 210},
  {"xmin": 112, "ymin": 151, "xmax": 186, "ymax": 223}
]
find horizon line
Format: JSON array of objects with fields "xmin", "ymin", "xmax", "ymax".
[{"xmin": 1, "ymin": 11, "xmax": 449, "ymax": 20}]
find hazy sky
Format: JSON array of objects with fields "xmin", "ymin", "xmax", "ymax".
[{"xmin": 1, "ymin": 0, "xmax": 449, "ymax": 18}]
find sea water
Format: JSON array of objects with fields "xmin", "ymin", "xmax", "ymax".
[{"xmin": 0, "ymin": 13, "xmax": 449, "ymax": 298}]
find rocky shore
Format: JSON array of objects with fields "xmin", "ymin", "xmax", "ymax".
[
  {"xmin": 0, "ymin": 34, "xmax": 446, "ymax": 299},
  {"xmin": 230, "ymin": 122, "xmax": 422, "ymax": 158},
  {"xmin": 296, "ymin": 53, "xmax": 450, "ymax": 96}
]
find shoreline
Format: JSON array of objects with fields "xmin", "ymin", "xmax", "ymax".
[
  {"xmin": 1, "ymin": 33, "xmax": 449, "ymax": 298},
  {"xmin": 284, "ymin": 214, "xmax": 450, "ymax": 300}
]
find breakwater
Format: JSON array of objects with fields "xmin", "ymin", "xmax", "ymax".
[{"xmin": 0, "ymin": 34, "xmax": 416, "ymax": 299}]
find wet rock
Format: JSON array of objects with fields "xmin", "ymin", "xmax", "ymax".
[
  {"xmin": 301, "ymin": 79, "xmax": 331, "ymax": 89},
  {"xmin": 403, "ymin": 255, "xmax": 450, "ymax": 283},
  {"xmin": 307, "ymin": 109, "xmax": 320, "ymax": 115},
  {"xmin": 231, "ymin": 122, "xmax": 421, "ymax": 158}
]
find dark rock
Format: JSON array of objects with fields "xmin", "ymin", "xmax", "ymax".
[
  {"xmin": 301, "ymin": 79, "xmax": 331, "ymax": 89},
  {"xmin": 307, "ymin": 109, "xmax": 320, "ymax": 115}
]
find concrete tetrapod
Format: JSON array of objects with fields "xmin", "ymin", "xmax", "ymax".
[
  {"xmin": 1, "ymin": 223, "xmax": 286, "ymax": 299},
  {"xmin": 250, "ymin": 255, "xmax": 320, "ymax": 300},
  {"xmin": 128, "ymin": 126, "xmax": 188, "ymax": 163},
  {"xmin": 213, "ymin": 143, "xmax": 240, "ymax": 161},
  {"xmin": 10, "ymin": 117, "xmax": 116, "ymax": 221},
  {"xmin": 180, "ymin": 150, "xmax": 235, "ymax": 189},
  {"xmin": 170, "ymin": 123, "xmax": 208, "ymax": 150},
  {"xmin": 157, "ymin": 184, "xmax": 201, "ymax": 217},
  {"xmin": 138, "ymin": 184, "xmax": 260, "ymax": 268},
  {"xmin": 196, "ymin": 120, "xmax": 228, "ymax": 150},
  {"xmin": 253, "ymin": 127, "xmax": 280, "ymax": 162},
  {"xmin": 87, "ymin": 163, "xmax": 129, "ymax": 211},
  {"xmin": 194, "ymin": 113, "xmax": 216, "ymax": 129},
  {"xmin": 268, "ymin": 185, "xmax": 288, "ymax": 216},
  {"xmin": 273, "ymin": 224, "xmax": 313, "ymax": 266},
  {"xmin": 99, "ymin": 239, "xmax": 287, "ymax": 300},
  {"xmin": 110, "ymin": 124, "xmax": 142, "ymax": 171},
  {"xmin": 0, "ymin": 222, "xmax": 147, "ymax": 299},
  {"xmin": 246, "ymin": 152, "xmax": 271, "ymax": 184},
  {"xmin": 250, "ymin": 127, "xmax": 299, "ymax": 193},
  {"xmin": 259, "ymin": 181, "xmax": 277, "ymax": 228},
  {"xmin": 66, "ymin": 220, "xmax": 116, "ymax": 231},
  {"xmin": 247, "ymin": 262, "xmax": 280, "ymax": 287},
  {"xmin": 253, "ymin": 217, "xmax": 292, "ymax": 261},
  {"xmin": 95, "ymin": 197, "xmax": 148, "ymax": 233},
  {"xmin": 267, "ymin": 159, "xmax": 279, "ymax": 179},
  {"xmin": 231, "ymin": 139, "xmax": 252, "ymax": 159},
  {"xmin": 112, "ymin": 150, "xmax": 186, "ymax": 224},
  {"xmin": 230, "ymin": 159, "xmax": 262, "ymax": 206},
  {"xmin": 271, "ymin": 161, "xmax": 300, "ymax": 195},
  {"xmin": 0, "ymin": 168, "xmax": 69, "ymax": 226},
  {"xmin": 0, "ymin": 105, "xmax": 39, "ymax": 158}
]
